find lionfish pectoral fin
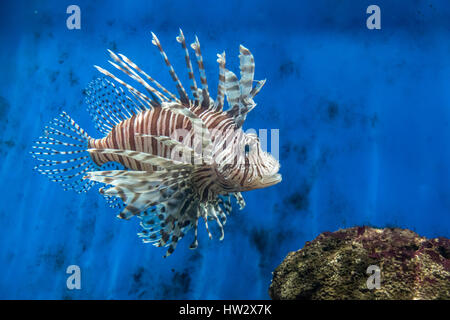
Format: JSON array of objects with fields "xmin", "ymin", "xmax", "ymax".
[
  {"xmin": 83, "ymin": 150, "xmax": 197, "ymax": 257},
  {"xmin": 197, "ymin": 201, "xmax": 233, "ymax": 243},
  {"xmin": 233, "ymin": 192, "xmax": 246, "ymax": 210}
]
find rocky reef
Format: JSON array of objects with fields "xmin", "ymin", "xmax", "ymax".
[{"xmin": 269, "ymin": 227, "xmax": 450, "ymax": 300}]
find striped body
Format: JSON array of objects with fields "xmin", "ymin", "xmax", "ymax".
[
  {"xmin": 89, "ymin": 105, "xmax": 228, "ymax": 169},
  {"xmin": 88, "ymin": 104, "xmax": 241, "ymax": 199}
]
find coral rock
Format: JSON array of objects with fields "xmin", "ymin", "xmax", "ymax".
[{"xmin": 269, "ymin": 227, "xmax": 450, "ymax": 300}]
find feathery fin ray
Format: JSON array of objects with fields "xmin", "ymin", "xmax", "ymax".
[{"xmin": 30, "ymin": 112, "xmax": 99, "ymax": 193}]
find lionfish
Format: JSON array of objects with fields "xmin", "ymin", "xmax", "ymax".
[{"xmin": 31, "ymin": 30, "xmax": 281, "ymax": 257}]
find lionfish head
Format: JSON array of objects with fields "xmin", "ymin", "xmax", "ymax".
[
  {"xmin": 242, "ymin": 132, "xmax": 281, "ymax": 191},
  {"xmin": 217, "ymin": 132, "xmax": 281, "ymax": 192}
]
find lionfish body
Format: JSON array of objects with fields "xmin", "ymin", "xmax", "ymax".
[{"xmin": 31, "ymin": 30, "xmax": 281, "ymax": 256}]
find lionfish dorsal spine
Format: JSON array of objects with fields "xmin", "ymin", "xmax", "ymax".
[
  {"xmin": 176, "ymin": 29, "xmax": 199, "ymax": 102},
  {"xmin": 238, "ymin": 45, "xmax": 255, "ymax": 99},
  {"xmin": 107, "ymin": 49, "xmax": 169, "ymax": 104},
  {"xmin": 190, "ymin": 36, "xmax": 211, "ymax": 109},
  {"xmin": 117, "ymin": 52, "xmax": 179, "ymax": 103},
  {"xmin": 223, "ymin": 69, "xmax": 241, "ymax": 110},
  {"xmin": 93, "ymin": 65, "xmax": 156, "ymax": 109},
  {"xmin": 250, "ymin": 79, "xmax": 266, "ymax": 99},
  {"xmin": 151, "ymin": 32, "xmax": 190, "ymax": 105},
  {"xmin": 214, "ymin": 51, "xmax": 226, "ymax": 111}
]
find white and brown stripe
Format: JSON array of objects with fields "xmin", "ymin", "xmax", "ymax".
[{"xmin": 88, "ymin": 105, "xmax": 235, "ymax": 172}]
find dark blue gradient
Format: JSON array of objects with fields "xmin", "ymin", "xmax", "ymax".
[{"xmin": 0, "ymin": 0, "xmax": 449, "ymax": 299}]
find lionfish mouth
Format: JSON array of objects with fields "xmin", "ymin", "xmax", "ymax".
[{"xmin": 260, "ymin": 173, "xmax": 282, "ymax": 187}]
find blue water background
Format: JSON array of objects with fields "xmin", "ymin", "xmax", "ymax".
[{"xmin": 0, "ymin": 0, "xmax": 449, "ymax": 299}]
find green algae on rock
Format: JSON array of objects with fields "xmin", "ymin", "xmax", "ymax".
[{"xmin": 269, "ymin": 227, "xmax": 450, "ymax": 300}]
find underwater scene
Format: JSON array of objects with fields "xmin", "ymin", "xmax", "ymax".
[{"xmin": 0, "ymin": 0, "xmax": 449, "ymax": 300}]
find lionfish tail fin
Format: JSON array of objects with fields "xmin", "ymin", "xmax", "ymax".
[{"xmin": 30, "ymin": 112, "xmax": 99, "ymax": 193}]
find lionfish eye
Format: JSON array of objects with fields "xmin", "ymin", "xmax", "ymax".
[{"xmin": 244, "ymin": 144, "xmax": 250, "ymax": 155}]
